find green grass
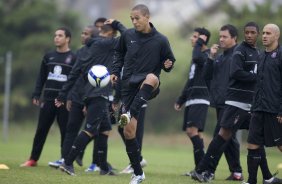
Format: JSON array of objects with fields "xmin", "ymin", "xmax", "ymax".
[{"xmin": 0, "ymin": 124, "xmax": 281, "ymax": 184}]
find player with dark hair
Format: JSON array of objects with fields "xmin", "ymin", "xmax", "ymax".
[
  {"xmin": 48, "ymin": 25, "xmax": 99, "ymax": 168},
  {"xmin": 56, "ymin": 19, "xmax": 126, "ymax": 176},
  {"xmin": 111, "ymin": 4, "xmax": 175, "ymax": 184},
  {"xmin": 21, "ymin": 27, "xmax": 76, "ymax": 167},
  {"xmin": 94, "ymin": 17, "xmax": 107, "ymax": 30},
  {"xmin": 174, "ymin": 27, "xmax": 210, "ymax": 175},
  {"xmin": 243, "ymin": 23, "xmax": 282, "ymax": 184},
  {"xmin": 192, "ymin": 23, "xmax": 260, "ymax": 182}
]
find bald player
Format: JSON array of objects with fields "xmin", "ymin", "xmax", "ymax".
[{"xmin": 244, "ymin": 23, "xmax": 282, "ymax": 184}]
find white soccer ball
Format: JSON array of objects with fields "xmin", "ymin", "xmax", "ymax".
[{"xmin": 87, "ymin": 65, "xmax": 110, "ymax": 88}]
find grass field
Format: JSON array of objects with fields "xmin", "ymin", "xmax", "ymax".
[{"xmin": 0, "ymin": 124, "xmax": 281, "ymax": 184}]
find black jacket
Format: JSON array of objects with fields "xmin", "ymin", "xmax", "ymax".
[
  {"xmin": 112, "ymin": 23, "xmax": 175, "ymax": 80},
  {"xmin": 204, "ymin": 45, "xmax": 237, "ymax": 108},
  {"xmin": 176, "ymin": 38, "xmax": 210, "ymax": 106},
  {"xmin": 32, "ymin": 50, "xmax": 76, "ymax": 101},
  {"xmin": 252, "ymin": 46, "xmax": 282, "ymax": 114},
  {"xmin": 225, "ymin": 41, "xmax": 259, "ymax": 108}
]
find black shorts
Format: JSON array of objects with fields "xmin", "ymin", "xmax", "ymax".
[
  {"xmin": 182, "ymin": 104, "xmax": 208, "ymax": 132},
  {"xmin": 84, "ymin": 97, "xmax": 112, "ymax": 135},
  {"xmin": 248, "ymin": 111, "xmax": 282, "ymax": 147},
  {"xmin": 219, "ymin": 105, "xmax": 251, "ymax": 131},
  {"xmin": 121, "ymin": 78, "xmax": 159, "ymax": 112}
]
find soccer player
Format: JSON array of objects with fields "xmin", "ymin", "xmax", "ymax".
[
  {"xmin": 20, "ymin": 27, "xmax": 76, "ymax": 167},
  {"xmin": 244, "ymin": 23, "xmax": 282, "ymax": 184},
  {"xmin": 56, "ymin": 20, "xmax": 126, "ymax": 176},
  {"xmin": 111, "ymin": 4, "xmax": 175, "ymax": 184},
  {"xmin": 48, "ymin": 25, "xmax": 99, "ymax": 168},
  {"xmin": 192, "ymin": 23, "xmax": 260, "ymax": 182},
  {"xmin": 174, "ymin": 27, "xmax": 210, "ymax": 175}
]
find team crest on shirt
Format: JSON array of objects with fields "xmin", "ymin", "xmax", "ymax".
[
  {"xmin": 65, "ymin": 55, "xmax": 72, "ymax": 64},
  {"xmin": 271, "ymin": 52, "xmax": 277, "ymax": 58}
]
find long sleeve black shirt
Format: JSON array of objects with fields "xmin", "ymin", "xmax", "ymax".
[
  {"xmin": 203, "ymin": 45, "xmax": 237, "ymax": 108},
  {"xmin": 32, "ymin": 50, "xmax": 76, "ymax": 101},
  {"xmin": 112, "ymin": 23, "xmax": 175, "ymax": 80},
  {"xmin": 225, "ymin": 41, "xmax": 259, "ymax": 110},
  {"xmin": 176, "ymin": 38, "xmax": 210, "ymax": 106},
  {"xmin": 252, "ymin": 46, "xmax": 282, "ymax": 114}
]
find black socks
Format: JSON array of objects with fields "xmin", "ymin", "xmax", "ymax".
[
  {"xmin": 130, "ymin": 84, "xmax": 153, "ymax": 118},
  {"xmin": 125, "ymin": 138, "xmax": 142, "ymax": 176},
  {"xmin": 247, "ymin": 148, "xmax": 261, "ymax": 184},
  {"xmin": 97, "ymin": 133, "xmax": 109, "ymax": 171},
  {"xmin": 65, "ymin": 131, "xmax": 91, "ymax": 165},
  {"xmin": 190, "ymin": 135, "xmax": 205, "ymax": 167}
]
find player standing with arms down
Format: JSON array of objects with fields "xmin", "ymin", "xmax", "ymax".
[
  {"xmin": 21, "ymin": 27, "xmax": 76, "ymax": 167},
  {"xmin": 244, "ymin": 23, "xmax": 282, "ymax": 184},
  {"xmin": 111, "ymin": 4, "xmax": 175, "ymax": 184}
]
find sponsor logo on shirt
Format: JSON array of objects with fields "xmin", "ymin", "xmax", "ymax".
[{"xmin": 47, "ymin": 65, "xmax": 67, "ymax": 82}]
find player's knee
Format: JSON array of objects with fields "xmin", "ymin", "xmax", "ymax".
[
  {"xmin": 186, "ymin": 127, "xmax": 198, "ymax": 138},
  {"xmin": 123, "ymin": 128, "xmax": 135, "ymax": 139},
  {"xmin": 144, "ymin": 73, "xmax": 159, "ymax": 86}
]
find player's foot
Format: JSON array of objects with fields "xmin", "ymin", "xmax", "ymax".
[
  {"xmin": 183, "ymin": 170, "xmax": 194, "ymax": 176},
  {"xmin": 140, "ymin": 158, "xmax": 147, "ymax": 168},
  {"xmin": 48, "ymin": 158, "xmax": 64, "ymax": 169},
  {"xmin": 20, "ymin": 159, "xmax": 37, "ymax": 167},
  {"xmin": 129, "ymin": 172, "xmax": 145, "ymax": 184},
  {"xmin": 263, "ymin": 172, "xmax": 282, "ymax": 184},
  {"xmin": 85, "ymin": 163, "xmax": 100, "ymax": 172},
  {"xmin": 191, "ymin": 170, "xmax": 214, "ymax": 182},
  {"xmin": 120, "ymin": 164, "xmax": 134, "ymax": 174},
  {"xmin": 59, "ymin": 162, "xmax": 75, "ymax": 176},
  {"xmin": 119, "ymin": 112, "xmax": 131, "ymax": 128},
  {"xmin": 75, "ymin": 156, "xmax": 83, "ymax": 167},
  {"xmin": 120, "ymin": 158, "xmax": 147, "ymax": 174},
  {"xmin": 100, "ymin": 169, "xmax": 117, "ymax": 176},
  {"xmin": 226, "ymin": 172, "xmax": 244, "ymax": 181},
  {"xmin": 241, "ymin": 182, "xmax": 250, "ymax": 184}
]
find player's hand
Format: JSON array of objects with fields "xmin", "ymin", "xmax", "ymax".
[
  {"xmin": 164, "ymin": 59, "xmax": 173, "ymax": 69},
  {"xmin": 277, "ymin": 115, "xmax": 282, "ymax": 123},
  {"xmin": 66, "ymin": 100, "xmax": 72, "ymax": 111},
  {"xmin": 32, "ymin": 98, "xmax": 40, "ymax": 106},
  {"xmin": 104, "ymin": 19, "xmax": 115, "ymax": 25},
  {"xmin": 199, "ymin": 35, "xmax": 207, "ymax": 42},
  {"xmin": 174, "ymin": 103, "xmax": 182, "ymax": 111},
  {"xmin": 209, "ymin": 44, "xmax": 220, "ymax": 59},
  {"xmin": 55, "ymin": 98, "xmax": 64, "ymax": 108},
  {"xmin": 111, "ymin": 74, "xmax": 118, "ymax": 85},
  {"xmin": 82, "ymin": 106, "xmax": 87, "ymax": 116}
]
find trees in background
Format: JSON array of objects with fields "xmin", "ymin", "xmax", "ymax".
[{"xmin": 0, "ymin": 0, "xmax": 80, "ymax": 121}]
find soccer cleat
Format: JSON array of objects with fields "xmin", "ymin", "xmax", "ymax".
[
  {"xmin": 119, "ymin": 112, "xmax": 131, "ymax": 128},
  {"xmin": 263, "ymin": 172, "xmax": 282, "ymax": 184},
  {"xmin": 85, "ymin": 163, "xmax": 100, "ymax": 172},
  {"xmin": 20, "ymin": 159, "xmax": 37, "ymax": 167},
  {"xmin": 191, "ymin": 170, "xmax": 214, "ymax": 182},
  {"xmin": 48, "ymin": 158, "xmax": 64, "ymax": 169},
  {"xmin": 183, "ymin": 170, "xmax": 194, "ymax": 176},
  {"xmin": 120, "ymin": 158, "xmax": 147, "ymax": 174},
  {"xmin": 241, "ymin": 182, "xmax": 250, "ymax": 184},
  {"xmin": 100, "ymin": 169, "xmax": 117, "ymax": 176},
  {"xmin": 59, "ymin": 162, "xmax": 75, "ymax": 176},
  {"xmin": 75, "ymin": 156, "xmax": 83, "ymax": 167},
  {"xmin": 120, "ymin": 164, "xmax": 134, "ymax": 174},
  {"xmin": 129, "ymin": 172, "xmax": 145, "ymax": 184},
  {"xmin": 226, "ymin": 172, "xmax": 244, "ymax": 181},
  {"xmin": 140, "ymin": 158, "xmax": 147, "ymax": 168}
]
